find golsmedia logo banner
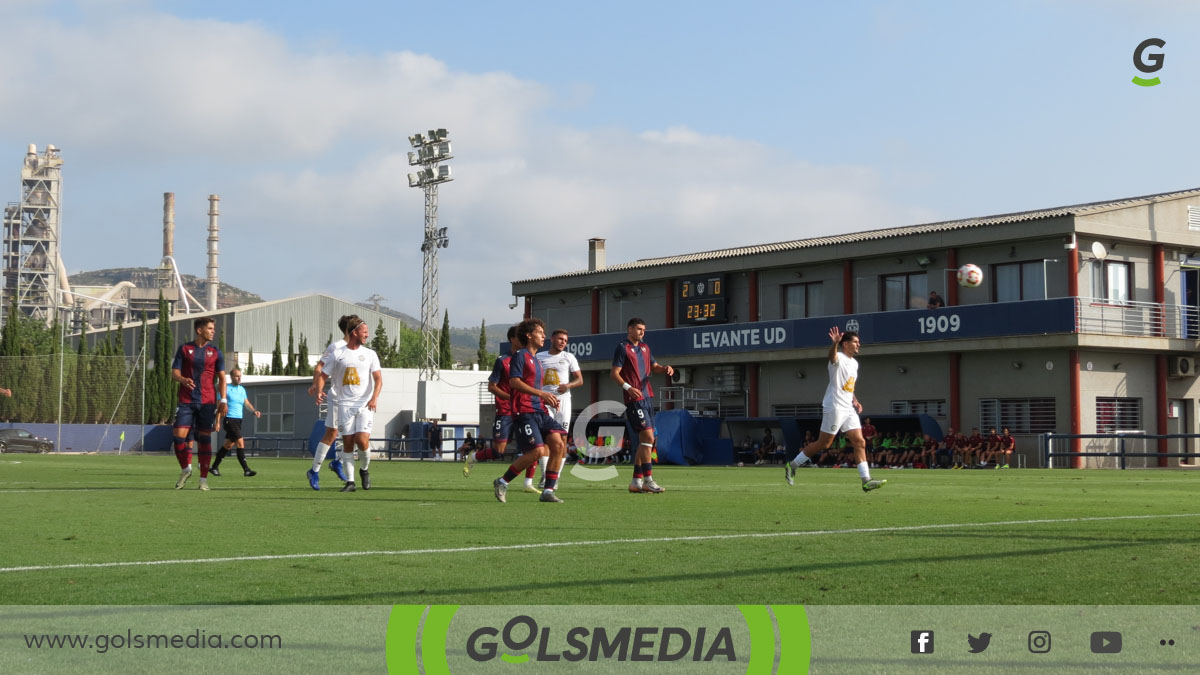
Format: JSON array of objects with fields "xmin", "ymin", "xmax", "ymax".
[{"xmin": 386, "ymin": 605, "xmax": 810, "ymax": 673}]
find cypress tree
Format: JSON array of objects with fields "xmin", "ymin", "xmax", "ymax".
[
  {"xmin": 245, "ymin": 347, "xmax": 255, "ymax": 376},
  {"xmin": 155, "ymin": 292, "xmax": 175, "ymax": 424},
  {"xmin": 297, "ymin": 336, "xmax": 311, "ymax": 376},
  {"xmin": 271, "ymin": 324, "xmax": 283, "ymax": 376},
  {"xmin": 73, "ymin": 333, "xmax": 90, "ymax": 424},
  {"xmin": 285, "ymin": 320, "xmax": 296, "ymax": 376},
  {"xmin": 439, "ymin": 310, "xmax": 453, "ymax": 369},
  {"xmin": 139, "ymin": 313, "xmax": 151, "ymax": 424}
]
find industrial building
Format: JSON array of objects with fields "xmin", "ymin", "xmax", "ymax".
[
  {"xmin": 238, "ymin": 369, "xmax": 489, "ymax": 453},
  {"xmin": 511, "ymin": 187, "xmax": 1200, "ymax": 468},
  {"xmin": 2, "ymin": 143, "xmax": 239, "ymax": 331},
  {"xmin": 3, "ymin": 144, "xmax": 67, "ymax": 325}
]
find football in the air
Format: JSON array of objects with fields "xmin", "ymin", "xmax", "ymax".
[{"xmin": 957, "ymin": 263, "xmax": 983, "ymax": 288}]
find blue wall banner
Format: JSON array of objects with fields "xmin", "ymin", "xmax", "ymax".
[{"xmin": 511, "ymin": 299, "xmax": 1077, "ymax": 362}]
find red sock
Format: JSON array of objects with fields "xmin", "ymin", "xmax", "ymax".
[
  {"xmin": 173, "ymin": 438, "xmax": 191, "ymax": 469},
  {"xmin": 197, "ymin": 434, "xmax": 213, "ymax": 478},
  {"xmin": 525, "ymin": 464, "xmax": 537, "ymax": 479}
]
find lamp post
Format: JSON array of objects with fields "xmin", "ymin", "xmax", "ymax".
[{"xmin": 407, "ymin": 128, "xmax": 454, "ymax": 381}]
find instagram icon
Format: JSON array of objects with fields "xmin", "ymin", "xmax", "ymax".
[{"xmin": 1028, "ymin": 631, "xmax": 1052, "ymax": 653}]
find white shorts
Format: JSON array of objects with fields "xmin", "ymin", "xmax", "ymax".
[
  {"xmin": 551, "ymin": 395, "xmax": 571, "ymax": 433},
  {"xmin": 821, "ymin": 407, "xmax": 861, "ymax": 436},
  {"xmin": 324, "ymin": 401, "xmax": 340, "ymax": 429},
  {"xmin": 336, "ymin": 405, "xmax": 374, "ymax": 436}
]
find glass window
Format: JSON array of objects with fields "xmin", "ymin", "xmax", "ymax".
[
  {"xmin": 1107, "ymin": 262, "xmax": 1129, "ymax": 303},
  {"xmin": 979, "ymin": 398, "xmax": 1056, "ymax": 433},
  {"xmin": 994, "ymin": 261, "xmax": 1047, "ymax": 302},
  {"xmin": 891, "ymin": 400, "xmax": 947, "ymax": 417},
  {"xmin": 782, "ymin": 282, "xmax": 825, "ymax": 319},
  {"xmin": 882, "ymin": 273, "xmax": 928, "ymax": 311},
  {"xmin": 1021, "ymin": 261, "xmax": 1046, "ymax": 300},
  {"xmin": 1092, "ymin": 261, "xmax": 1130, "ymax": 303},
  {"xmin": 995, "ymin": 264, "xmax": 1021, "ymax": 302},
  {"xmin": 258, "ymin": 391, "xmax": 294, "ymax": 436},
  {"xmin": 1096, "ymin": 397, "xmax": 1141, "ymax": 433}
]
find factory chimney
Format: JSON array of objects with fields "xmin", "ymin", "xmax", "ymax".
[
  {"xmin": 162, "ymin": 192, "xmax": 175, "ymax": 259},
  {"xmin": 206, "ymin": 194, "xmax": 220, "ymax": 312}
]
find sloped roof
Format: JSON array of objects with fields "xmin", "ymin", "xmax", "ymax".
[{"xmin": 515, "ymin": 186, "xmax": 1200, "ymax": 285}]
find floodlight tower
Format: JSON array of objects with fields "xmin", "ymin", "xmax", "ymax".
[{"xmin": 407, "ymin": 128, "xmax": 453, "ymax": 381}]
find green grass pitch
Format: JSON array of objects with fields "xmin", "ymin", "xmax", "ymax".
[{"xmin": 2, "ymin": 455, "xmax": 1199, "ymax": 605}]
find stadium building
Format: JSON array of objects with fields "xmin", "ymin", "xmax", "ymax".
[{"xmin": 511, "ymin": 187, "xmax": 1200, "ymax": 468}]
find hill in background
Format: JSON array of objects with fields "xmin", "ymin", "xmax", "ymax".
[{"xmin": 68, "ymin": 267, "xmax": 263, "ymax": 309}]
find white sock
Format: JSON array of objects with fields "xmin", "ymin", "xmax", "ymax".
[
  {"xmin": 312, "ymin": 442, "xmax": 331, "ymax": 472},
  {"xmin": 857, "ymin": 462, "xmax": 871, "ymax": 482},
  {"xmin": 792, "ymin": 451, "xmax": 810, "ymax": 467},
  {"xmin": 538, "ymin": 455, "xmax": 548, "ymax": 477},
  {"xmin": 360, "ymin": 447, "xmax": 371, "ymax": 471},
  {"xmin": 340, "ymin": 451, "xmax": 355, "ymax": 482}
]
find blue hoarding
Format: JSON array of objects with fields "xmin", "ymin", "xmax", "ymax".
[{"xmin": 508, "ymin": 298, "xmax": 1077, "ymax": 363}]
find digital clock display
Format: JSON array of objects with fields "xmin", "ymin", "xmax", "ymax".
[{"xmin": 677, "ymin": 275, "xmax": 728, "ymax": 325}]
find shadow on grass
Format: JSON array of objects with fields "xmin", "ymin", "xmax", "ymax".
[{"xmin": 238, "ymin": 533, "xmax": 1200, "ymax": 604}]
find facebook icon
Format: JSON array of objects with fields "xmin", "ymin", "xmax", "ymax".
[{"xmin": 911, "ymin": 630, "xmax": 935, "ymax": 654}]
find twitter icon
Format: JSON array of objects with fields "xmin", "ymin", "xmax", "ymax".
[{"xmin": 967, "ymin": 633, "xmax": 992, "ymax": 653}]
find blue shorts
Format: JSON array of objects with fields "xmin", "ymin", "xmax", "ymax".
[
  {"xmin": 492, "ymin": 415, "xmax": 516, "ymax": 443},
  {"xmin": 175, "ymin": 403, "xmax": 218, "ymax": 433},
  {"xmin": 514, "ymin": 412, "xmax": 566, "ymax": 454},
  {"xmin": 624, "ymin": 399, "xmax": 655, "ymax": 433}
]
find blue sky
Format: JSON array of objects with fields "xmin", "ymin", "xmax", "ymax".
[{"xmin": 0, "ymin": 1, "xmax": 1195, "ymax": 329}]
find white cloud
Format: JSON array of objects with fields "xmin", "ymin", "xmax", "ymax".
[{"xmin": 0, "ymin": 6, "xmax": 927, "ymax": 329}]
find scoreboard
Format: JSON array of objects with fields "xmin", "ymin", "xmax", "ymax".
[{"xmin": 677, "ymin": 274, "xmax": 728, "ymax": 325}]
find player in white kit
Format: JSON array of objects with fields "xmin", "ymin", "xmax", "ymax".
[
  {"xmin": 305, "ymin": 315, "xmax": 357, "ymax": 490},
  {"xmin": 315, "ymin": 317, "xmax": 383, "ymax": 492},
  {"xmin": 535, "ymin": 329, "xmax": 583, "ymax": 488},
  {"xmin": 785, "ymin": 327, "xmax": 885, "ymax": 493}
]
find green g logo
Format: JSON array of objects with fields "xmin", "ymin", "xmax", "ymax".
[{"xmin": 1132, "ymin": 38, "xmax": 1165, "ymax": 87}]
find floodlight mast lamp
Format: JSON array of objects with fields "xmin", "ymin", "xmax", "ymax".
[{"xmin": 407, "ymin": 128, "xmax": 454, "ymax": 381}]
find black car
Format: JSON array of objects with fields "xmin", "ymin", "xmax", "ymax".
[{"xmin": 0, "ymin": 428, "xmax": 54, "ymax": 453}]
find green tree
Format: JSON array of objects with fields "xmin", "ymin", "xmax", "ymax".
[
  {"xmin": 370, "ymin": 320, "xmax": 399, "ymax": 367},
  {"xmin": 0, "ymin": 298, "xmax": 21, "ymax": 421},
  {"xmin": 155, "ymin": 292, "xmax": 175, "ymax": 424},
  {"xmin": 396, "ymin": 322, "xmax": 422, "ymax": 368},
  {"xmin": 73, "ymin": 333, "xmax": 91, "ymax": 424},
  {"xmin": 285, "ymin": 320, "xmax": 296, "ymax": 376},
  {"xmin": 139, "ymin": 313, "xmax": 154, "ymax": 423},
  {"xmin": 439, "ymin": 310, "xmax": 453, "ymax": 369},
  {"xmin": 244, "ymin": 347, "xmax": 255, "ymax": 376},
  {"xmin": 271, "ymin": 324, "xmax": 283, "ymax": 376},
  {"xmin": 137, "ymin": 314, "xmax": 150, "ymax": 424},
  {"xmin": 296, "ymin": 335, "xmax": 311, "ymax": 376},
  {"xmin": 477, "ymin": 319, "xmax": 489, "ymax": 369}
]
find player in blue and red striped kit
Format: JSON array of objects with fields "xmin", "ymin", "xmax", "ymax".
[
  {"xmin": 464, "ymin": 325, "xmax": 539, "ymax": 489},
  {"xmin": 491, "ymin": 318, "xmax": 567, "ymax": 504},
  {"xmin": 170, "ymin": 316, "xmax": 227, "ymax": 491},
  {"xmin": 611, "ymin": 317, "xmax": 674, "ymax": 493}
]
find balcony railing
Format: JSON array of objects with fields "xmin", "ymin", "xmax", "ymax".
[{"xmin": 1075, "ymin": 297, "xmax": 1200, "ymax": 339}]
